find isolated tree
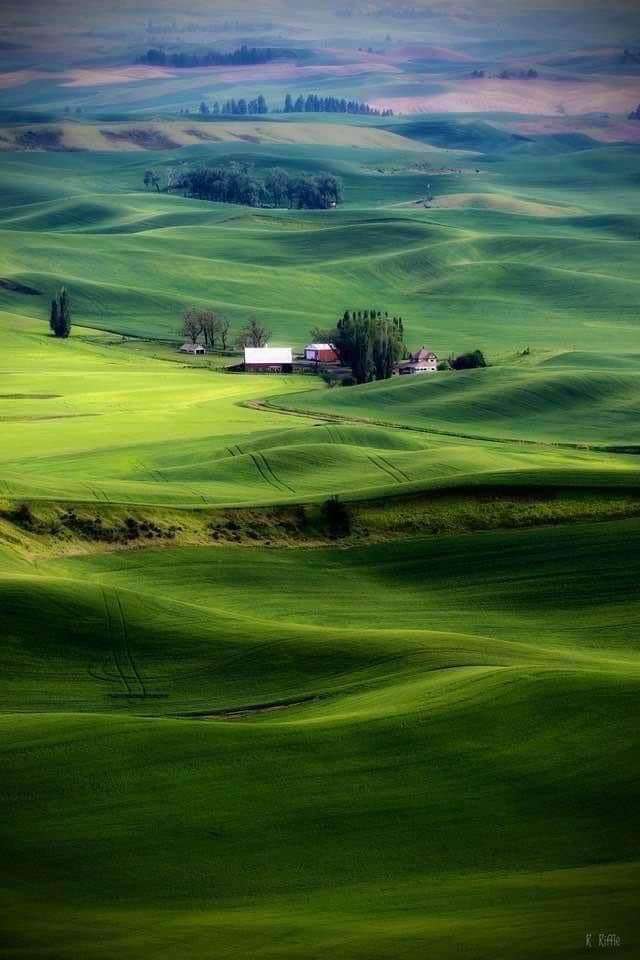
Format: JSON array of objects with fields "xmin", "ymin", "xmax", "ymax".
[
  {"xmin": 182, "ymin": 308, "xmax": 203, "ymax": 344},
  {"xmin": 49, "ymin": 298, "xmax": 59, "ymax": 334},
  {"xmin": 49, "ymin": 288, "xmax": 71, "ymax": 338},
  {"xmin": 143, "ymin": 169, "xmax": 161, "ymax": 192},
  {"xmin": 322, "ymin": 495, "xmax": 352, "ymax": 538},
  {"xmin": 236, "ymin": 316, "xmax": 272, "ymax": 348},
  {"xmin": 57, "ymin": 288, "xmax": 71, "ymax": 338},
  {"xmin": 219, "ymin": 317, "xmax": 231, "ymax": 351},
  {"xmin": 199, "ymin": 311, "xmax": 223, "ymax": 350}
]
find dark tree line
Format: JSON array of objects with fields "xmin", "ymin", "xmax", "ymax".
[
  {"xmin": 192, "ymin": 93, "xmax": 392, "ymax": 117},
  {"xmin": 198, "ymin": 95, "xmax": 268, "ymax": 116},
  {"xmin": 313, "ymin": 310, "xmax": 405, "ymax": 384},
  {"xmin": 283, "ymin": 93, "xmax": 393, "ymax": 117},
  {"xmin": 139, "ymin": 45, "xmax": 298, "ymax": 68},
  {"xmin": 49, "ymin": 288, "xmax": 71, "ymax": 338},
  {"xmin": 164, "ymin": 163, "xmax": 343, "ymax": 210},
  {"xmin": 470, "ymin": 68, "xmax": 538, "ymax": 79}
]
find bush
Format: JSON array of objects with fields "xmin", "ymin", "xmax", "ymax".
[
  {"xmin": 436, "ymin": 359, "xmax": 450, "ymax": 371},
  {"xmin": 12, "ymin": 503, "xmax": 38, "ymax": 530},
  {"xmin": 322, "ymin": 495, "xmax": 352, "ymax": 538},
  {"xmin": 320, "ymin": 370, "xmax": 339, "ymax": 388},
  {"xmin": 449, "ymin": 349, "xmax": 487, "ymax": 371}
]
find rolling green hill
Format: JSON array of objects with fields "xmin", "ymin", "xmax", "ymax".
[
  {"xmin": 0, "ymin": 131, "xmax": 639, "ymax": 352},
  {"xmin": 271, "ymin": 357, "xmax": 640, "ymax": 448},
  {"xmin": 2, "ymin": 521, "xmax": 639, "ymax": 958}
]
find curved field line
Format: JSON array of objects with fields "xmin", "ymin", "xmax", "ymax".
[
  {"xmin": 378, "ymin": 453, "xmax": 411, "ymax": 483},
  {"xmin": 101, "ymin": 587, "xmax": 131, "ymax": 694},
  {"xmin": 114, "ymin": 590, "xmax": 146, "ymax": 698},
  {"xmin": 249, "ymin": 452, "xmax": 287, "ymax": 494},
  {"xmin": 259, "ymin": 452, "xmax": 296, "ymax": 494},
  {"xmin": 368, "ymin": 454, "xmax": 404, "ymax": 485}
]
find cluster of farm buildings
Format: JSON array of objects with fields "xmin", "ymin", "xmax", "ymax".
[{"xmin": 180, "ymin": 341, "xmax": 439, "ymax": 376}]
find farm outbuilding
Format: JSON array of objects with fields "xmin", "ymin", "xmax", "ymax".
[
  {"xmin": 244, "ymin": 347, "xmax": 293, "ymax": 373},
  {"xmin": 304, "ymin": 343, "xmax": 339, "ymax": 363},
  {"xmin": 179, "ymin": 342, "xmax": 206, "ymax": 355},
  {"xmin": 397, "ymin": 347, "xmax": 438, "ymax": 375}
]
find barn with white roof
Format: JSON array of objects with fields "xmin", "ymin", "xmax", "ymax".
[{"xmin": 244, "ymin": 346, "xmax": 293, "ymax": 373}]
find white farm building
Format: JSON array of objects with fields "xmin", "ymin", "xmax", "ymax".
[{"xmin": 244, "ymin": 347, "xmax": 293, "ymax": 373}]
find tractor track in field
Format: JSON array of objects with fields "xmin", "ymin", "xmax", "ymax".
[
  {"xmin": 369, "ymin": 453, "xmax": 409, "ymax": 485},
  {"xmin": 115, "ymin": 590, "xmax": 147, "ymax": 698},
  {"xmin": 259, "ymin": 452, "xmax": 296, "ymax": 494},
  {"xmin": 98, "ymin": 587, "xmax": 147, "ymax": 698},
  {"xmin": 249, "ymin": 452, "xmax": 295, "ymax": 495},
  {"xmin": 378, "ymin": 453, "xmax": 411, "ymax": 483},
  {"xmin": 101, "ymin": 587, "xmax": 132, "ymax": 695}
]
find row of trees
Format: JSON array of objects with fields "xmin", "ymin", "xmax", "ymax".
[
  {"xmin": 49, "ymin": 288, "xmax": 71, "ymax": 339},
  {"xmin": 183, "ymin": 310, "xmax": 271, "ymax": 351},
  {"xmin": 139, "ymin": 45, "xmax": 296, "ymax": 68},
  {"xmin": 198, "ymin": 96, "xmax": 268, "ymax": 116},
  {"xmin": 471, "ymin": 68, "xmax": 538, "ymax": 79},
  {"xmin": 282, "ymin": 93, "xmax": 393, "ymax": 117},
  {"xmin": 159, "ymin": 163, "xmax": 343, "ymax": 210}
]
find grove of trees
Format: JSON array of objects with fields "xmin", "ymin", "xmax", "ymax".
[
  {"xmin": 49, "ymin": 288, "xmax": 71, "ymax": 338},
  {"xmin": 182, "ymin": 308, "xmax": 231, "ymax": 351},
  {"xmin": 162, "ymin": 163, "xmax": 343, "ymax": 210},
  {"xmin": 313, "ymin": 310, "xmax": 406, "ymax": 384}
]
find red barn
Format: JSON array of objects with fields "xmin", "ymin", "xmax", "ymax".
[{"xmin": 304, "ymin": 343, "xmax": 338, "ymax": 363}]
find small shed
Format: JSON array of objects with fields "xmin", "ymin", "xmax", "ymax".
[
  {"xmin": 397, "ymin": 347, "xmax": 438, "ymax": 375},
  {"xmin": 244, "ymin": 346, "xmax": 293, "ymax": 373},
  {"xmin": 180, "ymin": 342, "xmax": 206, "ymax": 355},
  {"xmin": 304, "ymin": 343, "xmax": 338, "ymax": 364}
]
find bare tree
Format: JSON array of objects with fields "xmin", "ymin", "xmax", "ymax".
[
  {"xmin": 182, "ymin": 308, "xmax": 203, "ymax": 344},
  {"xmin": 199, "ymin": 311, "xmax": 222, "ymax": 350},
  {"xmin": 236, "ymin": 316, "xmax": 272, "ymax": 349},
  {"xmin": 219, "ymin": 316, "xmax": 231, "ymax": 351}
]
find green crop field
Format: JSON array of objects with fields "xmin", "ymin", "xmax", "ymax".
[{"xmin": 1, "ymin": 97, "xmax": 639, "ymax": 960}]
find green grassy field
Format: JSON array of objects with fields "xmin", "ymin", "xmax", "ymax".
[
  {"xmin": 270, "ymin": 352, "xmax": 640, "ymax": 448},
  {"xmin": 1, "ymin": 115, "xmax": 639, "ymax": 959}
]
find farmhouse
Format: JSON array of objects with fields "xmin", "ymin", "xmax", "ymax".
[
  {"xmin": 397, "ymin": 347, "xmax": 438, "ymax": 375},
  {"xmin": 244, "ymin": 346, "xmax": 293, "ymax": 373},
  {"xmin": 179, "ymin": 341, "xmax": 206, "ymax": 355},
  {"xmin": 304, "ymin": 342, "xmax": 338, "ymax": 363}
]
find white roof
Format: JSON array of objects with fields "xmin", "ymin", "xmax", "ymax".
[
  {"xmin": 306, "ymin": 343, "xmax": 334, "ymax": 351},
  {"xmin": 244, "ymin": 347, "xmax": 292, "ymax": 365}
]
